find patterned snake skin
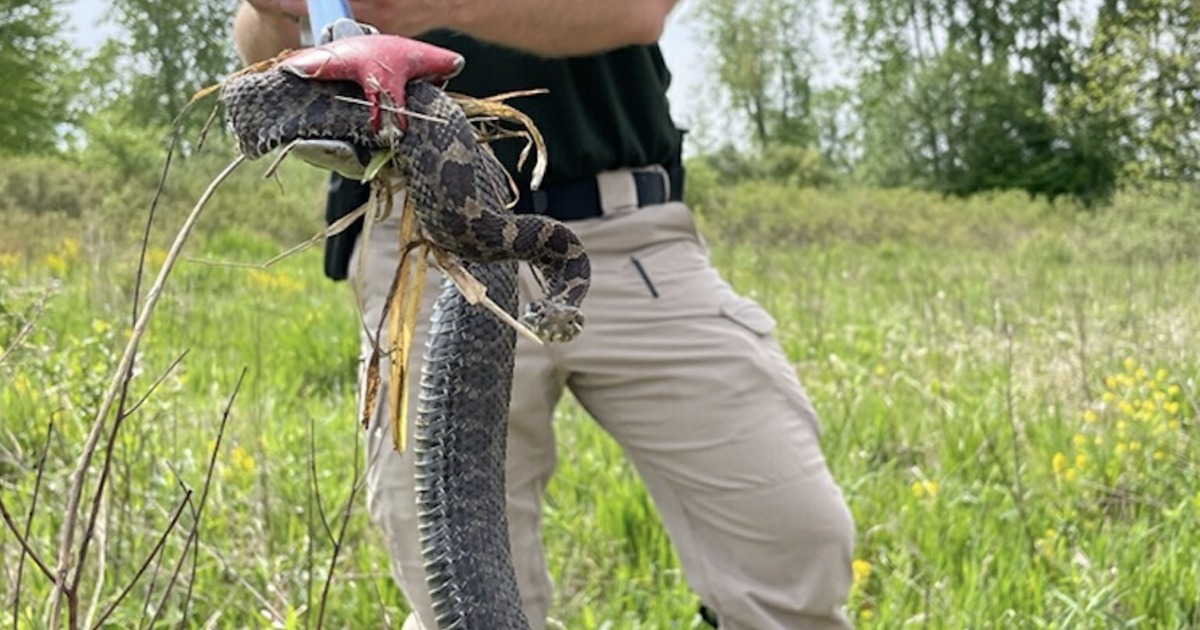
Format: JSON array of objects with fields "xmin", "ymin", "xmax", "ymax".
[{"xmin": 222, "ymin": 71, "xmax": 591, "ymax": 630}]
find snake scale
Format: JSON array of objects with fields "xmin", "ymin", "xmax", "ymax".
[{"xmin": 222, "ymin": 70, "xmax": 591, "ymax": 629}]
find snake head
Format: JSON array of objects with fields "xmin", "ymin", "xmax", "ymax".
[{"xmin": 280, "ymin": 34, "xmax": 465, "ymax": 134}]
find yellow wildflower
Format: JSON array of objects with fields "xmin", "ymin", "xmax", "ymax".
[
  {"xmin": 232, "ymin": 445, "xmax": 257, "ymax": 473},
  {"xmin": 852, "ymin": 559, "xmax": 872, "ymax": 584},
  {"xmin": 1123, "ymin": 357, "xmax": 1137, "ymax": 373},
  {"xmin": 911, "ymin": 480, "xmax": 939, "ymax": 498},
  {"xmin": 45, "ymin": 252, "xmax": 68, "ymax": 275},
  {"xmin": 1156, "ymin": 369, "xmax": 1168, "ymax": 383},
  {"xmin": 1052, "ymin": 452, "xmax": 1068, "ymax": 476}
]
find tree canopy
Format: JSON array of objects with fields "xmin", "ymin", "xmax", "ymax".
[{"xmin": 1, "ymin": 0, "xmax": 1196, "ymax": 205}]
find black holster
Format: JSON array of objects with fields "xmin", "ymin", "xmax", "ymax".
[{"xmin": 322, "ymin": 172, "xmax": 371, "ymax": 281}]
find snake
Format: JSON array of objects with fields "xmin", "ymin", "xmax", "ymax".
[{"xmin": 221, "ymin": 69, "xmax": 591, "ymax": 629}]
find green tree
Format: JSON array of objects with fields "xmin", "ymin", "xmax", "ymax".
[
  {"xmin": 839, "ymin": 0, "xmax": 1120, "ymax": 202},
  {"xmin": 1059, "ymin": 0, "xmax": 1200, "ymax": 185},
  {"xmin": 695, "ymin": 0, "xmax": 820, "ymax": 150},
  {"xmin": 0, "ymin": 0, "xmax": 73, "ymax": 154},
  {"xmin": 105, "ymin": 0, "xmax": 238, "ymax": 129}
]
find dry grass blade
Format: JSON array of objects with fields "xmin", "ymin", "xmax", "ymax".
[
  {"xmin": 386, "ymin": 196, "xmax": 429, "ymax": 453},
  {"xmin": 186, "ymin": 202, "xmax": 370, "ymax": 271},
  {"xmin": 361, "ymin": 346, "xmax": 383, "ymax": 431},
  {"xmin": 429, "ymin": 248, "xmax": 543, "ymax": 346},
  {"xmin": 333, "ymin": 95, "xmax": 450, "ymax": 125},
  {"xmin": 453, "ymin": 93, "xmax": 548, "ymax": 189}
]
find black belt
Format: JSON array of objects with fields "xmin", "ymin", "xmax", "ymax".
[
  {"xmin": 322, "ymin": 161, "xmax": 685, "ymax": 281},
  {"xmin": 514, "ymin": 163, "xmax": 685, "ymax": 221}
]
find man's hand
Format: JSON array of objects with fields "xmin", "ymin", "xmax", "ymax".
[
  {"xmin": 281, "ymin": 32, "xmax": 465, "ymax": 134},
  {"xmin": 243, "ymin": 0, "xmax": 441, "ymax": 37}
]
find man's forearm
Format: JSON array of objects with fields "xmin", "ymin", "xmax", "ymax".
[
  {"xmin": 234, "ymin": 2, "xmax": 301, "ymax": 63},
  {"xmin": 232, "ymin": 0, "xmax": 678, "ymax": 61},
  {"xmin": 442, "ymin": 0, "xmax": 677, "ymax": 57}
]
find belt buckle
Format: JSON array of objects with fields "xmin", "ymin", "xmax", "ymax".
[{"xmin": 633, "ymin": 165, "xmax": 671, "ymax": 207}]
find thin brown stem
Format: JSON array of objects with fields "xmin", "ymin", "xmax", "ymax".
[
  {"xmin": 49, "ymin": 155, "xmax": 245, "ymax": 630},
  {"xmin": 0, "ymin": 493, "xmax": 55, "ymax": 585},
  {"xmin": 88, "ymin": 490, "xmax": 192, "ymax": 630},
  {"xmin": 144, "ymin": 369, "xmax": 245, "ymax": 630},
  {"xmin": 315, "ymin": 423, "xmax": 365, "ymax": 630},
  {"xmin": 12, "ymin": 417, "xmax": 55, "ymax": 627}
]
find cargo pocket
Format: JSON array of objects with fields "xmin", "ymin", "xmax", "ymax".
[
  {"xmin": 718, "ymin": 295, "xmax": 823, "ymax": 433},
  {"xmin": 719, "ymin": 296, "xmax": 777, "ymax": 336}
]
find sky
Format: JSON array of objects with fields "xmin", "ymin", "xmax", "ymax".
[{"xmin": 63, "ymin": 1, "xmax": 709, "ymax": 127}]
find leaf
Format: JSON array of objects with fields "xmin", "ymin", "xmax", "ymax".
[{"xmin": 363, "ymin": 150, "xmax": 395, "ymax": 182}]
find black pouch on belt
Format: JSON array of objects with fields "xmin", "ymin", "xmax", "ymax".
[{"xmin": 322, "ymin": 172, "xmax": 370, "ymax": 281}]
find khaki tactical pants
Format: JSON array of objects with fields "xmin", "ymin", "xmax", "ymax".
[{"xmin": 353, "ymin": 171, "xmax": 855, "ymax": 630}]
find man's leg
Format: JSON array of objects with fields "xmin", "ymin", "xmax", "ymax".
[
  {"xmin": 563, "ymin": 203, "xmax": 856, "ymax": 630},
  {"xmin": 352, "ymin": 213, "xmax": 566, "ymax": 630}
]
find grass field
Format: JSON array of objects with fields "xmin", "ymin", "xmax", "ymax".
[{"xmin": 1, "ymin": 159, "xmax": 1198, "ymax": 629}]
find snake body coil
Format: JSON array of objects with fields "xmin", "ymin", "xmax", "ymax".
[{"xmin": 222, "ymin": 71, "xmax": 591, "ymax": 630}]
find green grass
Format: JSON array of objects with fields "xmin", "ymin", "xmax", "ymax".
[{"xmin": 2, "ymin": 171, "xmax": 1199, "ymax": 629}]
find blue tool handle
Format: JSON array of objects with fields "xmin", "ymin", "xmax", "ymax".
[{"xmin": 305, "ymin": 0, "xmax": 354, "ymax": 43}]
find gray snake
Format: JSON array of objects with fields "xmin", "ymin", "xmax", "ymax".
[{"xmin": 221, "ymin": 69, "xmax": 591, "ymax": 629}]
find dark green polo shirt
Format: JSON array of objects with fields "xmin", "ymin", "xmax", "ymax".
[{"xmin": 420, "ymin": 31, "xmax": 684, "ymax": 188}]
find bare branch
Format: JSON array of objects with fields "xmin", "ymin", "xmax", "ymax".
[
  {"xmin": 9, "ymin": 417, "xmax": 57, "ymax": 629},
  {"xmin": 50, "ymin": 155, "xmax": 246, "ymax": 630},
  {"xmin": 123, "ymin": 351, "xmax": 191, "ymax": 418},
  {"xmin": 315, "ymin": 422, "xmax": 366, "ymax": 630},
  {"xmin": 87, "ymin": 489, "xmax": 192, "ymax": 630},
  {"xmin": 309, "ymin": 415, "xmax": 334, "ymax": 543},
  {"xmin": 0, "ymin": 493, "xmax": 56, "ymax": 584},
  {"xmin": 144, "ymin": 368, "xmax": 245, "ymax": 630},
  {"xmin": 141, "ymin": 476, "xmax": 197, "ymax": 630},
  {"xmin": 75, "ymin": 353, "xmax": 189, "ymax": 602}
]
